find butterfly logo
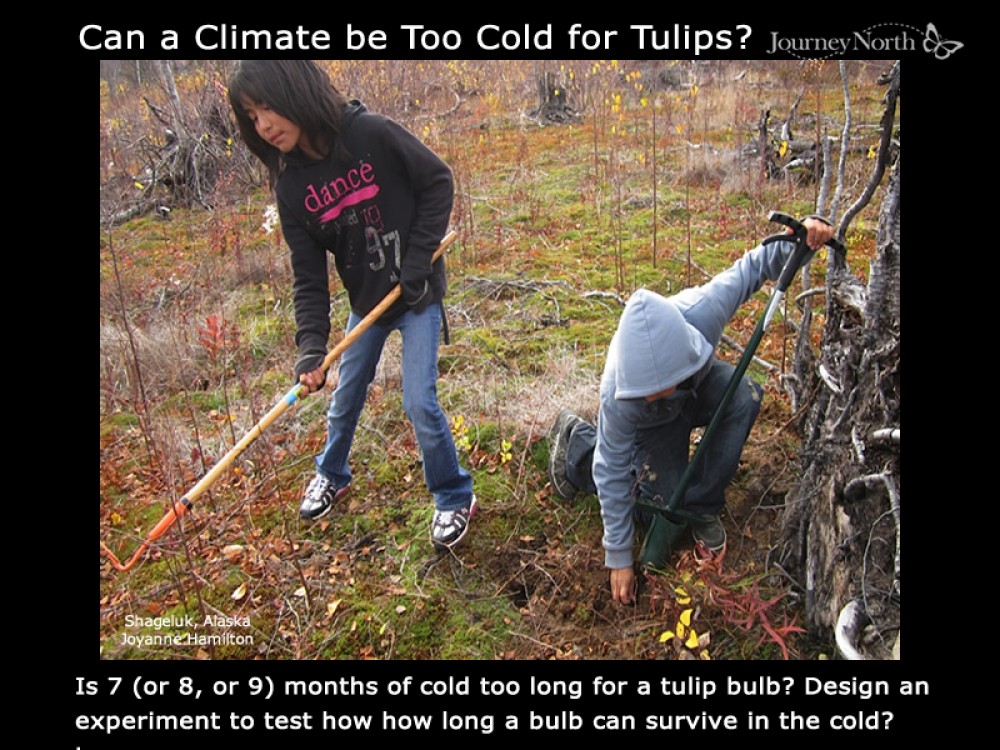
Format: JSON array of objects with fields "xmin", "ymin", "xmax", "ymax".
[{"xmin": 923, "ymin": 22, "xmax": 963, "ymax": 59}]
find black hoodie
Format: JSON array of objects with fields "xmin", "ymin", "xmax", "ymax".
[{"xmin": 275, "ymin": 102, "xmax": 453, "ymax": 377}]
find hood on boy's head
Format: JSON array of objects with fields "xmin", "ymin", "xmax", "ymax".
[{"xmin": 611, "ymin": 289, "xmax": 713, "ymax": 400}]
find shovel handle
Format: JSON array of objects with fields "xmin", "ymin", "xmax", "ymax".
[
  {"xmin": 768, "ymin": 211, "xmax": 848, "ymax": 259},
  {"xmin": 767, "ymin": 210, "xmax": 804, "ymax": 233},
  {"xmin": 653, "ymin": 212, "xmax": 846, "ymax": 523}
]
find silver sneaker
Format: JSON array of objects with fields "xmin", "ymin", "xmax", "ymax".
[
  {"xmin": 299, "ymin": 474, "xmax": 349, "ymax": 520},
  {"xmin": 431, "ymin": 495, "xmax": 477, "ymax": 549}
]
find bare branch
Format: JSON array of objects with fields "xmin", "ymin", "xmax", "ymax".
[
  {"xmin": 837, "ymin": 61, "xmax": 900, "ymax": 263},
  {"xmin": 721, "ymin": 334, "xmax": 777, "ymax": 371},
  {"xmin": 830, "ymin": 60, "xmax": 852, "ymax": 223}
]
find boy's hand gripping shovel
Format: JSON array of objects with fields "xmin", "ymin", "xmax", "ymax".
[
  {"xmin": 101, "ymin": 231, "xmax": 459, "ymax": 572},
  {"xmin": 639, "ymin": 213, "xmax": 846, "ymax": 568}
]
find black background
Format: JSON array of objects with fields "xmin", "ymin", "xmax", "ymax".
[{"xmin": 79, "ymin": 10, "xmax": 969, "ymax": 745}]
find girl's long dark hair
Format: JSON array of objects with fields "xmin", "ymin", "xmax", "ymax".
[{"xmin": 228, "ymin": 60, "xmax": 349, "ymax": 184}]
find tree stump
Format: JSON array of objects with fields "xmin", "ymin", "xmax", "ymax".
[
  {"xmin": 780, "ymin": 153, "xmax": 900, "ymax": 659},
  {"xmin": 529, "ymin": 72, "xmax": 580, "ymax": 124}
]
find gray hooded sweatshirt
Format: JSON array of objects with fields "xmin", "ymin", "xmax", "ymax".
[{"xmin": 594, "ymin": 238, "xmax": 798, "ymax": 569}]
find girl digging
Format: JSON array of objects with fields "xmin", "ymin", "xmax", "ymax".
[{"xmin": 228, "ymin": 60, "xmax": 476, "ymax": 549}]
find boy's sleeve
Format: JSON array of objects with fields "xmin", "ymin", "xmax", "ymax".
[
  {"xmin": 675, "ymin": 238, "xmax": 798, "ymax": 347},
  {"xmin": 593, "ymin": 400, "xmax": 640, "ymax": 569}
]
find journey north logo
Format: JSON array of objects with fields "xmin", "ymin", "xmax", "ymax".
[{"xmin": 767, "ymin": 22, "xmax": 963, "ymax": 59}]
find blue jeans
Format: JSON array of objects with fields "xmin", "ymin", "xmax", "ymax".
[
  {"xmin": 565, "ymin": 359, "xmax": 762, "ymax": 517},
  {"xmin": 315, "ymin": 303, "xmax": 473, "ymax": 512}
]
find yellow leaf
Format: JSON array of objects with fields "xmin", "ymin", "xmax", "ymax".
[
  {"xmin": 379, "ymin": 622, "xmax": 388, "ymax": 635},
  {"xmin": 680, "ymin": 608, "xmax": 693, "ymax": 627},
  {"xmin": 231, "ymin": 581, "xmax": 247, "ymax": 600},
  {"xmin": 778, "ymin": 140, "xmax": 789, "ymax": 158},
  {"xmin": 659, "ymin": 630, "xmax": 675, "ymax": 643},
  {"xmin": 134, "ymin": 181, "xmax": 145, "ymax": 190},
  {"xmin": 676, "ymin": 621, "xmax": 686, "ymax": 639},
  {"xmin": 685, "ymin": 629, "xmax": 699, "ymax": 649},
  {"xmin": 867, "ymin": 145, "xmax": 877, "ymax": 159},
  {"xmin": 699, "ymin": 651, "xmax": 712, "ymax": 660}
]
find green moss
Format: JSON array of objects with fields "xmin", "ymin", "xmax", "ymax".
[
  {"xmin": 101, "ymin": 412, "xmax": 140, "ymax": 436},
  {"xmin": 162, "ymin": 390, "xmax": 226, "ymax": 413}
]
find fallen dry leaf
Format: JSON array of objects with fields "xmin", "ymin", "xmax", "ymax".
[{"xmin": 685, "ymin": 629, "xmax": 699, "ymax": 649}]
